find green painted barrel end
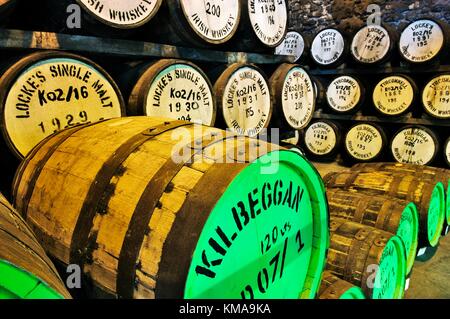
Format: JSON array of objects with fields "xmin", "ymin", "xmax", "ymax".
[
  {"xmin": 372, "ymin": 236, "xmax": 406, "ymax": 299},
  {"xmin": 340, "ymin": 286, "xmax": 366, "ymax": 299},
  {"xmin": 397, "ymin": 202, "xmax": 419, "ymax": 275},
  {"xmin": 0, "ymin": 260, "xmax": 64, "ymax": 299},
  {"xmin": 446, "ymin": 181, "xmax": 449, "ymax": 226},
  {"xmin": 184, "ymin": 150, "xmax": 329, "ymax": 299},
  {"xmin": 427, "ymin": 182, "xmax": 446, "ymax": 247}
]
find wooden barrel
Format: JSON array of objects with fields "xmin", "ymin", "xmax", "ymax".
[
  {"xmin": 350, "ymin": 24, "xmax": 398, "ymax": 66},
  {"xmin": 421, "ymin": 73, "xmax": 450, "ymax": 119},
  {"xmin": 126, "ymin": 59, "xmax": 215, "ymax": 126},
  {"xmin": 344, "ymin": 123, "xmax": 387, "ymax": 162},
  {"xmin": 302, "ymin": 120, "xmax": 341, "ymax": 160},
  {"xmin": 372, "ymin": 74, "xmax": 418, "ymax": 116},
  {"xmin": 350, "ymin": 162, "xmax": 450, "ymax": 236},
  {"xmin": 323, "ymin": 170, "xmax": 446, "ymax": 248},
  {"xmin": 445, "ymin": 137, "xmax": 450, "ymax": 168},
  {"xmin": 327, "ymin": 218, "xmax": 406, "ymax": 299},
  {"xmin": 318, "ymin": 271, "xmax": 366, "ymax": 299},
  {"xmin": 390, "ymin": 125, "xmax": 439, "ymax": 166},
  {"xmin": 269, "ymin": 64, "xmax": 315, "ymax": 130},
  {"xmin": 0, "ymin": 51, "xmax": 125, "ymax": 159},
  {"xmin": 399, "ymin": 18, "xmax": 450, "ymax": 64},
  {"xmin": 0, "ymin": 193, "xmax": 71, "ymax": 299},
  {"xmin": 326, "ymin": 188, "xmax": 419, "ymax": 275},
  {"xmin": 310, "ymin": 28, "xmax": 348, "ymax": 68},
  {"xmin": 12, "ymin": 116, "xmax": 330, "ymax": 299},
  {"xmin": 35, "ymin": 0, "xmax": 162, "ymax": 38},
  {"xmin": 214, "ymin": 63, "xmax": 273, "ymax": 137},
  {"xmin": 152, "ymin": 0, "xmax": 241, "ymax": 47},
  {"xmin": 326, "ymin": 75, "xmax": 365, "ymax": 114},
  {"xmin": 274, "ymin": 31, "xmax": 309, "ymax": 63}
]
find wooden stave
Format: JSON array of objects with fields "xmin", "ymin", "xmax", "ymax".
[
  {"xmin": 390, "ymin": 125, "xmax": 440, "ymax": 166},
  {"xmin": 301, "ymin": 119, "xmax": 342, "ymax": 160},
  {"xmin": 13, "ymin": 116, "xmax": 329, "ymax": 299},
  {"xmin": 343, "ymin": 122, "xmax": 388, "ymax": 163},
  {"xmin": 0, "ymin": 193, "xmax": 71, "ymax": 299},
  {"xmin": 326, "ymin": 188, "xmax": 418, "ymax": 274},
  {"xmin": 323, "ymin": 170, "xmax": 445, "ymax": 247},
  {"xmin": 371, "ymin": 74, "xmax": 418, "ymax": 117},
  {"xmin": 327, "ymin": 218, "xmax": 406, "ymax": 299},
  {"xmin": 126, "ymin": 59, "xmax": 217, "ymax": 126},
  {"xmin": 213, "ymin": 63, "xmax": 274, "ymax": 137},
  {"xmin": 269, "ymin": 63, "xmax": 316, "ymax": 131},
  {"xmin": 350, "ymin": 162, "xmax": 450, "ymax": 232},
  {"xmin": 318, "ymin": 270, "xmax": 365, "ymax": 299},
  {"xmin": 0, "ymin": 50, "xmax": 126, "ymax": 160}
]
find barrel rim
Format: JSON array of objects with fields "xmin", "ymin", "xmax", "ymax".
[
  {"xmin": 75, "ymin": 0, "xmax": 163, "ymax": 29},
  {"xmin": 269, "ymin": 63, "xmax": 316, "ymax": 130},
  {"xmin": 302, "ymin": 119, "xmax": 341, "ymax": 158},
  {"xmin": 427, "ymin": 182, "xmax": 446, "ymax": 247},
  {"xmin": 350, "ymin": 23, "xmax": 393, "ymax": 65},
  {"xmin": 372, "ymin": 235, "xmax": 406, "ymax": 299},
  {"xmin": 401, "ymin": 202, "xmax": 419, "ymax": 275},
  {"xmin": 128, "ymin": 58, "xmax": 217, "ymax": 126},
  {"xmin": 183, "ymin": 149, "xmax": 329, "ymax": 299},
  {"xmin": 420, "ymin": 72, "xmax": 450, "ymax": 119},
  {"xmin": 0, "ymin": 259, "xmax": 65, "ymax": 299},
  {"xmin": 340, "ymin": 286, "xmax": 366, "ymax": 299},
  {"xmin": 213, "ymin": 63, "xmax": 274, "ymax": 137},
  {"xmin": 326, "ymin": 74, "xmax": 366, "ymax": 114},
  {"xmin": 0, "ymin": 50, "xmax": 126, "ymax": 159},
  {"xmin": 372, "ymin": 73, "xmax": 418, "ymax": 117},
  {"xmin": 344, "ymin": 122, "xmax": 387, "ymax": 162},
  {"xmin": 178, "ymin": 0, "xmax": 241, "ymax": 45},
  {"xmin": 398, "ymin": 18, "xmax": 448, "ymax": 64},
  {"xmin": 247, "ymin": 0, "xmax": 289, "ymax": 48},
  {"xmin": 389, "ymin": 124, "xmax": 440, "ymax": 166}
]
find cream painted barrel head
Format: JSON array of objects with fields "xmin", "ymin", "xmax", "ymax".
[
  {"xmin": 326, "ymin": 75, "xmax": 363, "ymax": 113},
  {"xmin": 275, "ymin": 31, "xmax": 306, "ymax": 62},
  {"xmin": 215, "ymin": 64, "xmax": 272, "ymax": 137},
  {"xmin": 345, "ymin": 123, "xmax": 385, "ymax": 161},
  {"xmin": 391, "ymin": 126, "xmax": 438, "ymax": 166},
  {"xmin": 304, "ymin": 121, "xmax": 338, "ymax": 157},
  {"xmin": 311, "ymin": 28, "xmax": 346, "ymax": 66},
  {"xmin": 180, "ymin": 0, "xmax": 240, "ymax": 44},
  {"xmin": 131, "ymin": 60, "xmax": 216, "ymax": 126},
  {"xmin": 76, "ymin": 0, "xmax": 162, "ymax": 29},
  {"xmin": 422, "ymin": 74, "xmax": 450, "ymax": 119},
  {"xmin": 351, "ymin": 24, "xmax": 391, "ymax": 64},
  {"xmin": 248, "ymin": 0, "xmax": 288, "ymax": 47},
  {"xmin": 399, "ymin": 19, "xmax": 445, "ymax": 63},
  {"xmin": 373, "ymin": 75, "xmax": 415, "ymax": 116},
  {"xmin": 0, "ymin": 51, "xmax": 125, "ymax": 159}
]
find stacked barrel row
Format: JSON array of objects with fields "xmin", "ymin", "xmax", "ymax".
[
  {"xmin": 0, "ymin": 50, "xmax": 319, "ymax": 197},
  {"xmin": 280, "ymin": 18, "xmax": 450, "ymax": 169},
  {"xmin": 277, "ymin": 18, "xmax": 450, "ymax": 67},
  {"xmin": 321, "ymin": 162, "xmax": 450, "ymax": 299},
  {"xmin": 2, "ymin": 0, "xmax": 289, "ymax": 51}
]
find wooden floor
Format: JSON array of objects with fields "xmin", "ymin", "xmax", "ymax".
[{"xmin": 312, "ymin": 160, "xmax": 450, "ymax": 299}]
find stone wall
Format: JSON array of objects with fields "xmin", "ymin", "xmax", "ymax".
[{"xmin": 288, "ymin": 0, "xmax": 450, "ymax": 36}]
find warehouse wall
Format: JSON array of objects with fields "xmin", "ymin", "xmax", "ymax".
[{"xmin": 288, "ymin": 0, "xmax": 450, "ymax": 35}]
